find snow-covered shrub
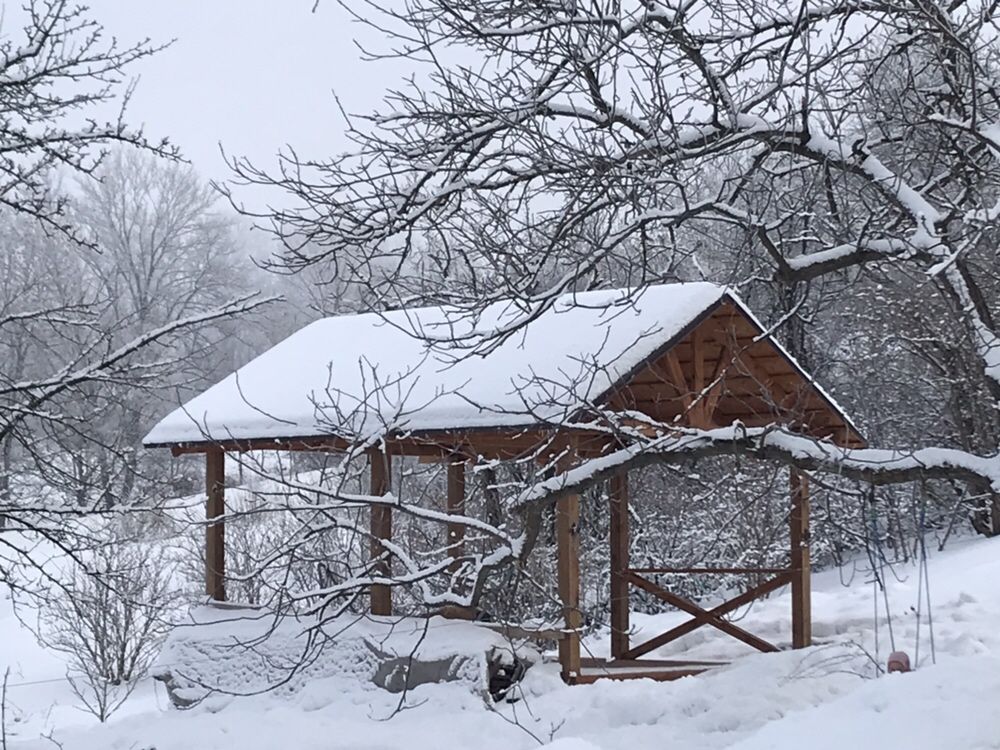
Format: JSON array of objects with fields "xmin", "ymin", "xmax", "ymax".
[
  {"xmin": 173, "ymin": 468, "xmax": 370, "ymax": 610},
  {"xmin": 39, "ymin": 542, "xmax": 184, "ymax": 721},
  {"xmin": 224, "ymin": 505, "xmax": 367, "ymax": 607}
]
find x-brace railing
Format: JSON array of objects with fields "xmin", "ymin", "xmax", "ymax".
[{"xmin": 621, "ymin": 569, "xmax": 794, "ymax": 660}]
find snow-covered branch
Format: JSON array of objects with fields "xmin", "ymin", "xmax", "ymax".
[{"xmin": 512, "ymin": 425, "xmax": 1000, "ymax": 512}]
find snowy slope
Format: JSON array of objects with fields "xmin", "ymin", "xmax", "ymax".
[{"xmin": 3, "ymin": 535, "xmax": 999, "ymax": 750}]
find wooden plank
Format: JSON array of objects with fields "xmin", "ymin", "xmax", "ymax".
[
  {"xmin": 168, "ymin": 429, "xmax": 558, "ymax": 460},
  {"xmin": 205, "ymin": 447, "xmax": 226, "ymax": 602},
  {"xmin": 790, "ymin": 469, "xmax": 812, "ymax": 648},
  {"xmin": 623, "ymin": 374, "xmax": 811, "ymax": 402},
  {"xmin": 446, "ymin": 457, "xmax": 466, "ymax": 573},
  {"xmin": 574, "ymin": 667, "xmax": 711, "ymax": 684},
  {"xmin": 556, "ymin": 452, "xmax": 582, "ymax": 682},
  {"xmin": 623, "ymin": 571, "xmax": 791, "ymax": 659},
  {"xmin": 609, "ymin": 471, "xmax": 629, "ymax": 659},
  {"xmin": 629, "ymin": 567, "xmax": 791, "ymax": 575},
  {"xmin": 581, "ymin": 657, "xmax": 727, "ymax": 668},
  {"xmin": 370, "ymin": 450, "xmax": 393, "ymax": 616},
  {"xmin": 479, "ymin": 622, "xmax": 568, "ymax": 640}
]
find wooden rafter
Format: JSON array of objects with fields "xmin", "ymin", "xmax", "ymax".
[
  {"xmin": 690, "ymin": 325, "xmax": 708, "ymax": 428},
  {"xmin": 689, "ymin": 320, "xmax": 739, "ymax": 428},
  {"xmin": 704, "ymin": 336, "xmax": 733, "ymax": 424},
  {"xmin": 663, "ymin": 350, "xmax": 693, "ymax": 411}
]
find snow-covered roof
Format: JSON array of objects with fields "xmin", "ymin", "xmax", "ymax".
[{"xmin": 143, "ymin": 283, "xmax": 856, "ymax": 447}]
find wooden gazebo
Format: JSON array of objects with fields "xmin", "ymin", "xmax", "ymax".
[{"xmin": 144, "ymin": 283, "xmax": 862, "ymax": 684}]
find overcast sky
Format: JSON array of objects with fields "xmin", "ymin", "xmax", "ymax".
[{"xmin": 88, "ymin": 1, "xmax": 397, "ymax": 192}]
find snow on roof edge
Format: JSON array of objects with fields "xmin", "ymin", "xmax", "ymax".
[{"xmin": 142, "ymin": 283, "xmax": 861, "ymax": 448}]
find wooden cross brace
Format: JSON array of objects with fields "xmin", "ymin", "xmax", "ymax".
[{"xmin": 621, "ymin": 570, "xmax": 792, "ymax": 660}]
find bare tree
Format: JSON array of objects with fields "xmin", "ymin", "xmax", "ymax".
[
  {"xmin": 0, "ymin": 0, "xmax": 174, "ymax": 239},
  {"xmin": 226, "ymin": 0, "xmax": 1000, "ymax": 538},
  {"xmin": 0, "ymin": 1, "xmax": 276, "ymax": 592},
  {"xmin": 33, "ymin": 149, "xmax": 260, "ymax": 510}
]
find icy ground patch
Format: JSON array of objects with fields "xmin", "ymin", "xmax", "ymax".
[{"xmin": 2, "ymin": 536, "xmax": 999, "ymax": 749}]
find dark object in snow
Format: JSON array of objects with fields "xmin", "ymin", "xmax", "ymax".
[
  {"xmin": 888, "ymin": 651, "xmax": 911, "ymax": 673},
  {"xmin": 487, "ymin": 655, "xmax": 528, "ymax": 702}
]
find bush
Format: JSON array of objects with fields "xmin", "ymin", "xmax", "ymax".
[{"xmin": 39, "ymin": 542, "xmax": 183, "ymax": 721}]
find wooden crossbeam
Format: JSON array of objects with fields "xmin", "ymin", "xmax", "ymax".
[
  {"xmin": 581, "ymin": 657, "xmax": 727, "ymax": 669},
  {"xmin": 630, "ymin": 566, "xmax": 791, "ymax": 575},
  {"xmin": 623, "ymin": 571, "xmax": 790, "ymax": 659}
]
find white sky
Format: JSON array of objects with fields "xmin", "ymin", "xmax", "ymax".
[{"xmin": 88, "ymin": 1, "xmax": 398, "ymax": 192}]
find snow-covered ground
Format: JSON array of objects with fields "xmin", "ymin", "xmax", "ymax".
[{"xmin": 2, "ymin": 535, "xmax": 999, "ymax": 750}]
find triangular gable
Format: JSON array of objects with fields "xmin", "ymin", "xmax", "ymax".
[{"xmin": 605, "ymin": 296, "xmax": 863, "ymax": 447}]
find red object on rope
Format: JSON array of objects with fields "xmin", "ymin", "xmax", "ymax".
[{"xmin": 888, "ymin": 651, "xmax": 911, "ymax": 673}]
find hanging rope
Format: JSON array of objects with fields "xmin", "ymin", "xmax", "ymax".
[
  {"xmin": 865, "ymin": 489, "xmax": 880, "ymax": 665},
  {"xmin": 864, "ymin": 485, "xmax": 897, "ymax": 666},
  {"xmin": 914, "ymin": 484, "xmax": 924, "ymax": 667},
  {"xmin": 914, "ymin": 481, "xmax": 937, "ymax": 666}
]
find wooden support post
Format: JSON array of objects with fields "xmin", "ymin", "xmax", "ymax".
[
  {"xmin": 446, "ymin": 457, "xmax": 466, "ymax": 572},
  {"xmin": 556, "ymin": 488, "xmax": 581, "ymax": 681},
  {"xmin": 205, "ymin": 447, "xmax": 226, "ymax": 602},
  {"xmin": 370, "ymin": 450, "xmax": 393, "ymax": 616},
  {"xmin": 609, "ymin": 471, "xmax": 630, "ymax": 659},
  {"xmin": 790, "ymin": 469, "xmax": 811, "ymax": 648}
]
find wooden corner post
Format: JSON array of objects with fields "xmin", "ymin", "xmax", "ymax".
[
  {"xmin": 205, "ymin": 447, "xmax": 226, "ymax": 602},
  {"xmin": 609, "ymin": 471, "xmax": 630, "ymax": 659},
  {"xmin": 790, "ymin": 469, "xmax": 811, "ymax": 648},
  {"xmin": 556, "ymin": 451, "xmax": 582, "ymax": 682},
  {"xmin": 446, "ymin": 457, "xmax": 466, "ymax": 572},
  {"xmin": 370, "ymin": 450, "xmax": 393, "ymax": 616}
]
